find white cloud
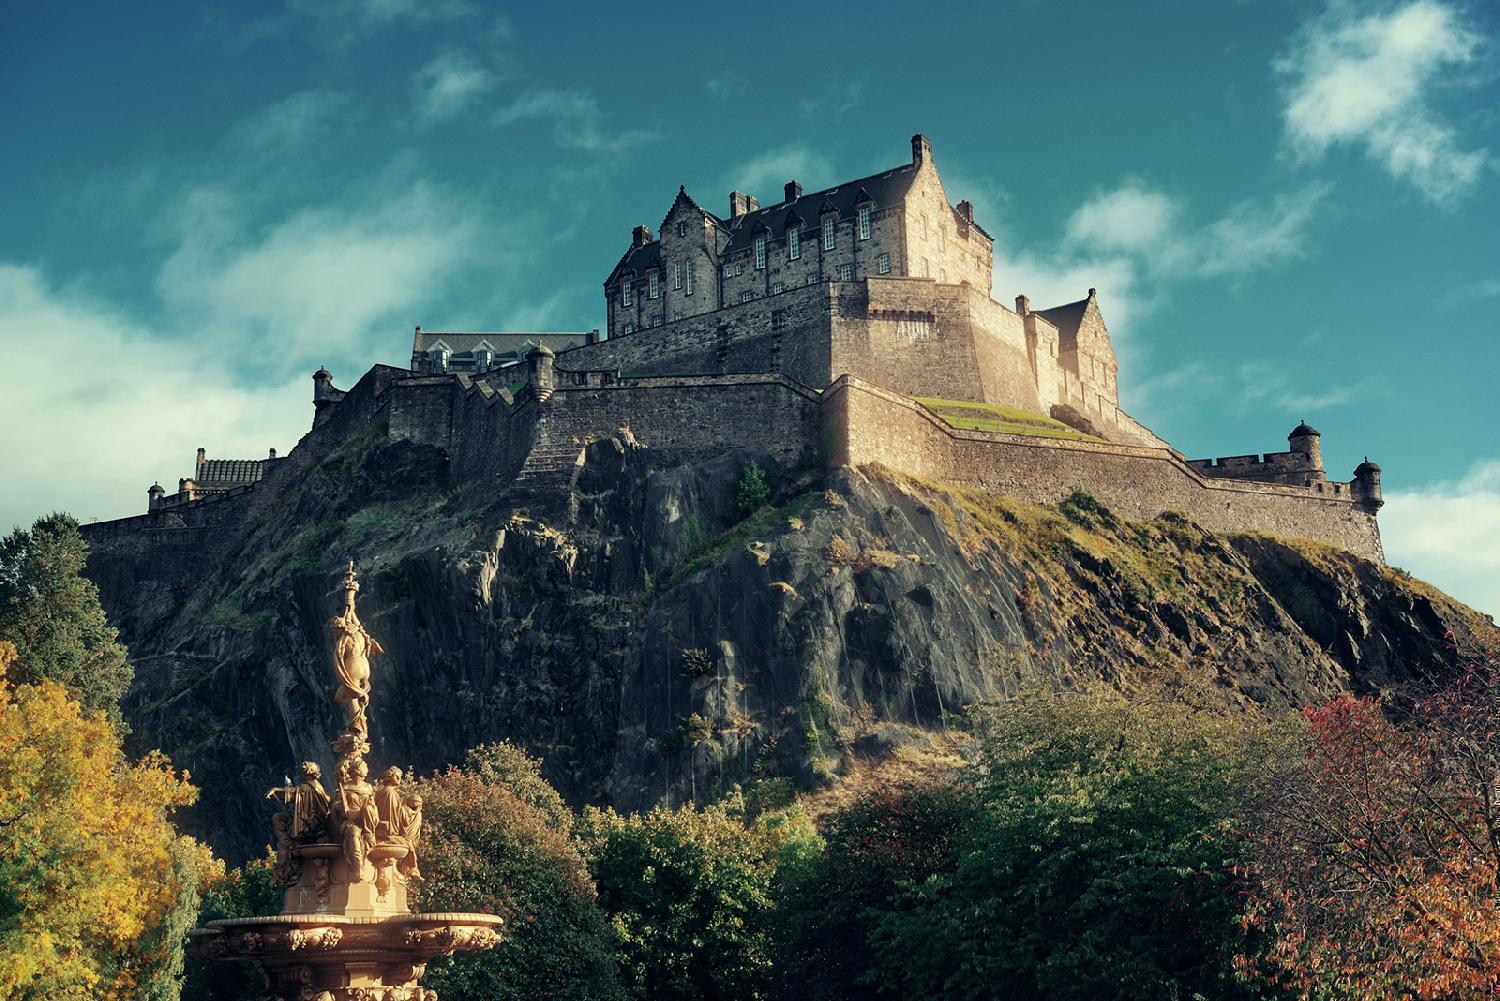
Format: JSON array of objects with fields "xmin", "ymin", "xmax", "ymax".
[
  {"xmin": 155, "ymin": 179, "xmax": 480, "ymax": 375},
  {"xmin": 493, "ymin": 90, "xmax": 656, "ymax": 154},
  {"xmin": 797, "ymin": 80, "xmax": 865, "ymax": 121},
  {"xmin": 1277, "ymin": 0, "xmax": 1488, "ymax": 203},
  {"xmin": 413, "ymin": 51, "xmax": 495, "ymax": 124},
  {"xmin": 1065, "ymin": 185, "xmax": 1182, "ymax": 256},
  {"xmin": 1198, "ymin": 187, "xmax": 1328, "ymax": 276},
  {"xmin": 725, "ymin": 145, "xmax": 836, "ymax": 204},
  {"xmin": 227, "ymin": 90, "xmax": 350, "ymax": 156},
  {"xmin": 1382, "ymin": 459, "xmax": 1500, "ymax": 618},
  {"xmin": 0, "ymin": 266, "xmax": 310, "ymax": 530}
]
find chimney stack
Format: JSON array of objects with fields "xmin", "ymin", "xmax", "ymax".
[
  {"xmin": 268, "ymin": 447, "xmax": 277, "ymax": 459},
  {"xmin": 729, "ymin": 191, "xmax": 761, "ymax": 219},
  {"xmin": 957, "ymin": 200, "xmax": 974, "ymax": 224},
  {"xmin": 911, "ymin": 133, "xmax": 932, "ymax": 166},
  {"xmin": 1015, "ymin": 294, "xmax": 1030, "ymax": 317},
  {"xmin": 631, "ymin": 225, "xmax": 654, "ymax": 248},
  {"xmin": 196, "ymin": 447, "xmax": 206, "ymax": 469},
  {"xmin": 784, "ymin": 180, "xmax": 802, "ymax": 203}
]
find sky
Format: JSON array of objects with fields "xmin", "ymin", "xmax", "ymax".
[{"xmin": 1, "ymin": 0, "xmax": 1496, "ymax": 616}]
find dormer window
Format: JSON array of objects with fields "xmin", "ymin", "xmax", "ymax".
[
  {"xmin": 858, "ymin": 205, "xmax": 871, "ymax": 240},
  {"xmin": 755, "ymin": 235, "xmax": 767, "ymax": 270},
  {"xmin": 622, "ymin": 282, "xmax": 633, "ymax": 307},
  {"xmin": 474, "ymin": 346, "xmax": 493, "ymax": 372},
  {"xmin": 430, "ymin": 346, "xmax": 451, "ymax": 373},
  {"xmin": 649, "ymin": 273, "xmax": 659, "ymax": 299},
  {"xmin": 821, "ymin": 216, "xmax": 835, "ymax": 250},
  {"xmin": 788, "ymin": 226, "xmax": 800, "ymax": 260}
]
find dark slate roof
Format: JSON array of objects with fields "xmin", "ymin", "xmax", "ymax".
[
  {"xmin": 197, "ymin": 459, "xmax": 266, "ymax": 485},
  {"xmin": 1033, "ymin": 296, "xmax": 1091, "ymax": 341},
  {"xmin": 1289, "ymin": 421, "xmax": 1321, "ymax": 438},
  {"xmin": 1355, "ymin": 457, "xmax": 1381, "ymax": 474},
  {"xmin": 413, "ymin": 332, "xmax": 589, "ymax": 356},
  {"xmin": 721, "ymin": 163, "xmax": 917, "ymax": 255},
  {"xmin": 604, "ymin": 240, "xmax": 663, "ymax": 287}
]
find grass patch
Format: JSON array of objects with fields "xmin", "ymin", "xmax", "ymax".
[
  {"xmin": 663, "ymin": 491, "xmax": 815, "ymax": 586},
  {"xmin": 912, "ymin": 396, "xmax": 1105, "ymax": 442}
]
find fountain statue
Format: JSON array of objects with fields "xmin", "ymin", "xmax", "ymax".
[{"xmin": 189, "ymin": 562, "xmax": 502, "ymax": 1000}]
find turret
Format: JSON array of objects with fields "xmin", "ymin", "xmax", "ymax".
[
  {"xmin": 1288, "ymin": 421, "xmax": 1323, "ymax": 474},
  {"xmin": 148, "ymin": 482, "xmax": 165, "ymax": 511},
  {"xmin": 1353, "ymin": 457, "xmax": 1383, "ymax": 511},
  {"xmin": 313, "ymin": 366, "xmax": 336, "ymax": 428},
  {"xmin": 526, "ymin": 344, "xmax": 556, "ymax": 402}
]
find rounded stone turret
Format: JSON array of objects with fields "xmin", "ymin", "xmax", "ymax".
[
  {"xmin": 148, "ymin": 482, "xmax": 165, "ymax": 511},
  {"xmin": 526, "ymin": 344, "xmax": 556, "ymax": 402},
  {"xmin": 1353, "ymin": 457, "xmax": 1383, "ymax": 511},
  {"xmin": 312, "ymin": 367, "xmax": 336, "ymax": 428},
  {"xmin": 1288, "ymin": 420, "xmax": 1323, "ymax": 473}
]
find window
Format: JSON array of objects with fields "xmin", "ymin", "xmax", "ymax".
[
  {"xmin": 937, "ymin": 227, "xmax": 945, "ymax": 251},
  {"xmin": 788, "ymin": 226, "xmax": 800, "ymax": 260},
  {"xmin": 755, "ymin": 235, "xmax": 767, "ymax": 269},
  {"xmin": 838, "ymin": 263, "xmax": 852, "ymax": 280},
  {"xmin": 622, "ymin": 282, "xmax": 632, "ymax": 307},
  {"xmin": 773, "ymin": 281, "xmax": 785, "ymax": 294},
  {"xmin": 821, "ymin": 216, "xmax": 835, "ymax": 250},
  {"xmin": 858, "ymin": 205, "xmax": 871, "ymax": 240},
  {"xmin": 624, "ymin": 322, "xmax": 636, "ymax": 334},
  {"xmin": 673, "ymin": 262, "xmax": 683, "ymax": 290},
  {"xmin": 673, "ymin": 310, "xmax": 683, "ymax": 321},
  {"xmin": 676, "ymin": 221, "xmax": 686, "ymax": 237},
  {"xmin": 735, "ymin": 261, "xmax": 745, "ymax": 276},
  {"xmin": 939, "ymin": 268, "xmax": 947, "ymax": 283},
  {"xmin": 651, "ymin": 315, "xmax": 662, "ymax": 327},
  {"xmin": 648, "ymin": 273, "xmax": 659, "ymax": 299},
  {"xmin": 923, "ymin": 258, "xmax": 931, "ymax": 277},
  {"xmin": 740, "ymin": 290, "xmax": 754, "ymax": 303},
  {"xmin": 878, "ymin": 253, "xmax": 890, "ymax": 274},
  {"xmin": 920, "ymin": 215, "xmax": 928, "ymax": 238},
  {"xmin": 685, "ymin": 261, "xmax": 695, "ymax": 295},
  {"xmin": 805, "ymin": 273, "xmax": 817, "ymax": 285},
  {"xmin": 474, "ymin": 348, "xmax": 492, "ymax": 372}
]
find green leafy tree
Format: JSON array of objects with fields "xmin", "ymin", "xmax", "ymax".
[
  {"xmin": 0, "ymin": 513, "xmax": 133, "ymax": 727},
  {"xmin": 414, "ymin": 750, "xmax": 623, "ymax": 1001},
  {"xmin": 181, "ymin": 852, "xmax": 280, "ymax": 1001},
  {"xmin": 580, "ymin": 798, "xmax": 794, "ymax": 1001},
  {"xmin": 863, "ymin": 687, "xmax": 1288, "ymax": 1001},
  {"xmin": 735, "ymin": 464, "xmax": 771, "ymax": 516}
]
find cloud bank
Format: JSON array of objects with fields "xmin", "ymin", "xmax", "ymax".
[{"xmin": 1382, "ymin": 459, "xmax": 1500, "ymax": 618}]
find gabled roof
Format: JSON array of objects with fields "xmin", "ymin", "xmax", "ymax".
[
  {"xmin": 197, "ymin": 459, "xmax": 267, "ymax": 486},
  {"xmin": 1033, "ymin": 296, "xmax": 1090, "ymax": 342},
  {"xmin": 412, "ymin": 331, "xmax": 589, "ymax": 356},
  {"xmin": 604, "ymin": 239, "xmax": 662, "ymax": 288},
  {"xmin": 659, "ymin": 185, "xmax": 725, "ymax": 233},
  {"xmin": 721, "ymin": 162, "xmax": 919, "ymax": 255}
]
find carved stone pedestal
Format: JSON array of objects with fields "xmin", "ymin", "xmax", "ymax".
[{"xmin": 188, "ymin": 911, "xmax": 503, "ymax": 1001}]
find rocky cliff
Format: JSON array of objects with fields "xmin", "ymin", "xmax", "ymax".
[{"xmin": 85, "ymin": 425, "xmax": 1496, "ymax": 864}]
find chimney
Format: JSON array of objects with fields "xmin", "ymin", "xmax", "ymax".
[
  {"xmin": 911, "ymin": 133, "xmax": 932, "ymax": 166},
  {"xmin": 587, "ymin": 328, "xmax": 601, "ymax": 345},
  {"xmin": 784, "ymin": 180, "xmax": 802, "ymax": 203},
  {"xmin": 631, "ymin": 225, "xmax": 654, "ymax": 248},
  {"xmin": 196, "ymin": 447, "xmax": 206, "ymax": 469},
  {"xmin": 268, "ymin": 447, "xmax": 277, "ymax": 460},
  {"xmin": 729, "ymin": 191, "xmax": 761, "ymax": 219},
  {"xmin": 1015, "ymin": 294, "xmax": 1030, "ymax": 317},
  {"xmin": 957, "ymin": 200, "xmax": 974, "ymax": 224},
  {"xmin": 1088, "ymin": 287, "xmax": 1097, "ymax": 298}
]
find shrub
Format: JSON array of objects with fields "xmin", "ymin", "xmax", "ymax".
[{"xmin": 736, "ymin": 464, "xmax": 771, "ymax": 516}]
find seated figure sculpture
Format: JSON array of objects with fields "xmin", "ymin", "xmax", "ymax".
[{"xmin": 265, "ymin": 761, "xmax": 330, "ymax": 885}]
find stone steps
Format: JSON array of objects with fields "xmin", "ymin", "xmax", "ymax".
[{"xmin": 513, "ymin": 443, "xmax": 584, "ymax": 491}]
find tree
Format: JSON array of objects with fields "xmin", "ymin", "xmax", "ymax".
[
  {"xmin": 580, "ymin": 798, "xmax": 795, "ymax": 1001},
  {"xmin": 1241, "ymin": 656, "xmax": 1500, "ymax": 999},
  {"xmin": 181, "ymin": 852, "xmax": 279, "ymax": 1001},
  {"xmin": 865, "ymin": 686, "xmax": 1285, "ymax": 1001},
  {"xmin": 414, "ymin": 749, "xmax": 623, "ymax": 1001},
  {"xmin": 771, "ymin": 780, "xmax": 972, "ymax": 1001},
  {"xmin": 0, "ymin": 513, "xmax": 133, "ymax": 727},
  {"xmin": 0, "ymin": 640, "xmax": 199, "ymax": 999},
  {"xmin": 735, "ymin": 464, "xmax": 771, "ymax": 516}
]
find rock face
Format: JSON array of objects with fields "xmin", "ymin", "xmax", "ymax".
[{"xmin": 84, "ymin": 429, "xmax": 1495, "ymax": 864}]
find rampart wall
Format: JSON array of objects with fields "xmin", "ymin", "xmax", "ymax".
[{"xmin": 823, "ymin": 378, "xmax": 1384, "ymax": 561}]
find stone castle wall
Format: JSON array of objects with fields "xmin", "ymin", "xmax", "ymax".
[{"xmin": 823, "ymin": 378, "xmax": 1384, "ymax": 561}]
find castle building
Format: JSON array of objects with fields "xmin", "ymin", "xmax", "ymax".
[{"xmin": 106, "ymin": 133, "xmax": 1385, "ymax": 564}]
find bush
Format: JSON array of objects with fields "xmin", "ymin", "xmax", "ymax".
[
  {"xmin": 182, "ymin": 851, "xmax": 280, "ymax": 1001},
  {"xmin": 735, "ymin": 464, "xmax": 771, "ymax": 516},
  {"xmin": 581, "ymin": 799, "xmax": 803, "ymax": 1001},
  {"xmin": 414, "ymin": 758, "xmax": 623, "ymax": 1001}
]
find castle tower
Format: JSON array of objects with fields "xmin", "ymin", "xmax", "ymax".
[
  {"xmin": 313, "ymin": 366, "xmax": 336, "ymax": 428},
  {"xmin": 1353, "ymin": 458, "xmax": 1384, "ymax": 511},
  {"xmin": 147, "ymin": 482, "xmax": 165, "ymax": 511},
  {"xmin": 527, "ymin": 344, "xmax": 556, "ymax": 401},
  {"xmin": 1288, "ymin": 421, "xmax": 1323, "ymax": 475}
]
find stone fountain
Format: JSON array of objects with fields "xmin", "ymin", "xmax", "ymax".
[{"xmin": 189, "ymin": 563, "xmax": 502, "ymax": 1000}]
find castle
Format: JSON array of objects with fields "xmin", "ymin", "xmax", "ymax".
[{"xmin": 107, "ymin": 134, "xmax": 1385, "ymax": 562}]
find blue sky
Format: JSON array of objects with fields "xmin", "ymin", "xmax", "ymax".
[{"xmin": 1, "ymin": 0, "xmax": 1497, "ymax": 615}]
